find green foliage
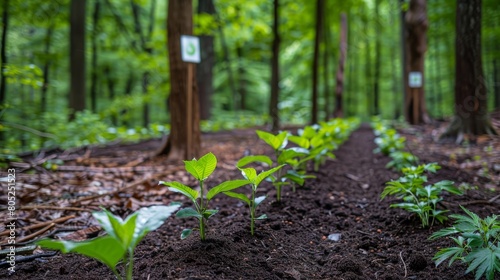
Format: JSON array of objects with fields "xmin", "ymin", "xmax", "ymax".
[
  {"xmin": 430, "ymin": 206, "xmax": 500, "ymax": 280},
  {"xmin": 374, "ymin": 128, "xmax": 405, "ymax": 155},
  {"xmin": 386, "ymin": 151, "xmax": 419, "ymax": 171},
  {"xmin": 225, "ymin": 163, "xmax": 284, "ymax": 235},
  {"xmin": 160, "ymin": 153, "xmax": 249, "ymax": 240},
  {"xmin": 380, "ymin": 163, "xmax": 463, "ymax": 227},
  {"xmin": 4, "ymin": 64, "xmax": 43, "ymax": 89},
  {"xmin": 37, "ymin": 205, "xmax": 179, "ymax": 280}
]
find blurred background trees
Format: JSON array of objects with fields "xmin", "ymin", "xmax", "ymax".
[{"xmin": 0, "ymin": 0, "xmax": 499, "ymax": 154}]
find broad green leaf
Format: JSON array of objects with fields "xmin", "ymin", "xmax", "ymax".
[
  {"xmin": 278, "ymin": 149, "xmax": 305, "ymax": 164},
  {"xmin": 300, "ymin": 126, "xmax": 317, "ymax": 139},
  {"xmin": 256, "ymin": 214, "xmax": 267, "ymax": 220},
  {"xmin": 223, "ymin": 191, "xmax": 251, "ymax": 205},
  {"xmin": 181, "ymin": 228, "xmax": 193, "ymax": 240},
  {"xmin": 206, "ymin": 179, "xmax": 250, "ymax": 200},
  {"xmin": 37, "ymin": 235, "xmax": 125, "ymax": 270},
  {"xmin": 255, "ymin": 165, "xmax": 285, "ymax": 186},
  {"xmin": 288, "ymin": 135, "xmax": 310, "ymax": 149},
  {"xmin": 256, "ymin": 130, "xmax": 279, "ymax": 150},
  {"xmin": 240, "ymin": 167, "xmax": 257, "ymax": 181},
  {"xmin": 161, "ymin": 181, "xmax": 199, "ymax": 203},
  {"xmin": 254, "ymin": 195, "xmax": 266, "ymax": 206},
  {"xmin": 184, "ymin": 152, "xmax": 217, "ymax": 181},
  {"xmin": 284, "ymin": 171, "xmax": 305, "ymax": 186},
  {"xmin": 176, "ymin": 207, "xmax": 202, "ymax": 219},
  {"xmin": 237, "ymin": 155, "xmax": 273, "ymax": 168},
  {"xmin": 93, "ymin": 209, "xmax": 138, "ymax": 249},
  {"xmin": 131, "ymin": 205, "xmax": 180, "ymax": 249}
]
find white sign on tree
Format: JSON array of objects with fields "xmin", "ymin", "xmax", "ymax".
[
  {"xmin": 180, "ymin": 35, "xmax": 200, "ymax": 63},
  {"xmin": 408, "ymin": 72, "xmax": 422, "ymax": 88}
]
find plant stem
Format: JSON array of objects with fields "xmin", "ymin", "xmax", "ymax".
[
  {"xmin": 250, "ymin": 189, "xmax": 256, "ymax": 235},
  {"xmin": 111, "ymin": 268, "xmax": 123, "ymax": 280},
  {"xmin": 199, "ymin": 218, "xmax": 206, "ymax": 241},
  {"xmin": 199, "ymin": 180, "xmax": 206, "ymax": 241},
  {"xmin": 126, "ymin": 250, "xmax": 134, "ymax": 280}
]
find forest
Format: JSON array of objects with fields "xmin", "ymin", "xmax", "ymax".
[{"xmin": 0, "ymin": 0, "xmax": 499, "ymax": 280}]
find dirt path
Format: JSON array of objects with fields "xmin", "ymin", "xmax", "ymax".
[{"xmin": 4, "ymin": 125, "xmax": 498, "ymax": 279}]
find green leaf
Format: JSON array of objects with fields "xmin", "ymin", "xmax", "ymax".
[
  {"xmin": 181, "ymin": 228, "xmax": 193, "ymax": 240},
  {"xmin": 223, "ymin": 191, "xmax": 251, "ymax": 205},
  {"xmin": 256, "ymin": 130, "xmax": 288, "ymax": 150},
  {"xmin": 254, "ymin": 195, "xmax": 266, "ymax": 206},
  {"xmin": 203, "ymin": 209, "xmax": 218, "ymax": 219},
  {"xmin": 184, "ymin": 152, "xmax": 217, "ymax": 181},
  {"xmin": 433, "ymin": 245, "xmax": 466, "ymax": 267},
  {"xmin": 93, "ymin": 209, "xmax": 138, "ymax": 249},
  {"xmin": 37, "ymin": 235, "xmax": 125, "ymax": 270},
  {"xmin": 161, "ymin": 181, "xmax": 199, "ymax": 203},
  {"xmin": 254, "ymin": 165, "xmax": 285, "ymax": 187},
  {"xmin": 465, "ymin": 247, "xmax": 499, "ymax": 280},
  {"xmin": 206, "ymin": 179, "xmax": 250, "ymax": 200},
  {"xmin": 176, "ymin": 208, "xmax": 202, "ymax": 219},
  {"xmin": 288, "ymin": 135, "xmax": 310, "ymax": 149},
  {"xmin": 256, "ymin": 214, "xmax": 268, "ymax": 220},
  {"xmin": 131, "ymin": 205, "xmax": 180, "ymax": 249},
  {"xmin": 237, "ymin": 155, "xmax": 273, "ymax": 168},
  {"xmin": 240, "ymin": 167, "xmax": 257, "ymax": 181}
]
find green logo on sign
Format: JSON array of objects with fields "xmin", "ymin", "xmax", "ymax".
[{"xmin": 187, "ymin": 42, "xmax": 196, "ymax": 55}]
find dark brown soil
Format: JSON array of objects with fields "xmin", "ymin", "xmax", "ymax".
[{"xmin": 3, "ymin": 124, "xmax": 499, "ymax": 280}]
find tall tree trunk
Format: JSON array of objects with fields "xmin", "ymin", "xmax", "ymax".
[
  {"xmin": 104, "ymin": 65, "xmax": 117, "ymax": 125},
  {"xmin": 69, "ymin": 0, "xmax": 87, "ymax": 120},
  {"xmin": 390, "ymin": 0, "xmax": 400, "ymax": 119},
  {"xmin": 269, "ymin": 0, "xmax": 280, "ymax": 131},
  {"xmin": 404, "ymin": 0, "xmax": 430, "ymax": 124},
  {"xmin": 322, "ymin": 11, "xmax": 330, "ymax": 121},
  {"xmin": 0, "ymin": 0, "xmax": 9, "ymax": 109},
  {"xmin": 157, "ymin": 0, "xmax": 201, "ymax": 159},
  {"xmin": 237, "ymin": 46, "xmax": 246, "ymax": 110},
  {"xmin": 365, "ymin": 38, "xmax": 372, "ymax": 116},
  {"xmin": 90, "ymin": 0, "xmax": 100, "ymax": 113},
  {"xmin": 121, "ymin": 72, "xmax": 135, "ymax": 126},
  {"xmin": 441, "ymin": 0, "xmax": 497, "ymax": 141},
  {"xmin": 373, "ymin": 0, "xmax": 381, "ymax": 116},
  {"xmin": 494, "ymin": 60, "xmax": 500, "ymax": 110},
  {"xmin": 41, "ymin": 25, "xmax": 54, "ymax": 115},
  {"xmin": 197, "ymin": 0, "xmax": 215, "ymax": 120},
  {"xmin": 311, "ymin": 0, "xmax": 323, "ymax": 124},
  {"xmin": 334, "ymin": 13, "xmax": 347, "ymax": 118},
  {"xmin": 399, "ymin": 0, "xmax": 407, "ymax": 119}
]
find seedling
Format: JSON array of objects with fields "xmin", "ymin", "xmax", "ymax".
[
  {"xmin": 386, "ymin": 151, "xmax": 419, "ymax": 171},
  {"xmin": 159, "ymin": 152, "xmax": 249, "ymax": 240},
  {"xmin": 430, "ymin": 206, "xmax": 500, "ymax": 280},
  {"xmin": 37, "ymin": 205, "xmax": 179, "ymax": 280},
  {"xmin": 373, "ymin": 128, "xmax": 405, "ymax": 155},
  {"xmin": 380, "ymin": 163, "xmax": 463, "ymax": 227},
  {"xmin": 224, "ymin": 162, "xmax": 285, "ymax": 235}
]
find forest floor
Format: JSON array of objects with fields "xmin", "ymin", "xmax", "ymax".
[{"xmin": 1, "ymin": 115, "xmax": 500, "ymax": 280}]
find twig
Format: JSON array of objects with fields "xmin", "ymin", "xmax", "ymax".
[
  {"xmin": 399, "ymin": 251, "xmax": 407, "ymax": 278},
  {"xmin": 20, "ymin": 205, "xmax": 91, "ymax": 212},
  {"xmin": 0, "ymin": 121, "xmax": 56, "ymax": 138},
  {"xmin": 0, "ymin": 215, "xmax": 75, "ymax": 237},
  {"xmin": 3, "ymin": 223, "xmax": 55, "ymax": 245},
  {"xmin": 71, "ymin": 168, "xmax": 182, "ymax": 204}
]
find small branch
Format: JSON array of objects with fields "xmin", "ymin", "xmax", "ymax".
[
  {"xmin": 0, "ymin": 223, "xmax": 55, "ymax": 245},
  {"xmin": 399, "ymin": 251, "xmax": 407, "ymax": 278},
  {"xmin": 0, "ymin": 215, "xmax": 75, "ymax": 237},
  {"xmin": 0, "ymin": 121, "xmax": 56, "ymax": 138}
]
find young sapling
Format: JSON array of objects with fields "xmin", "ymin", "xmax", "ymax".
[
  {"xmin": 159, "ymin": 152, "xmax": 249, "ymax": 240},
  {"xmin": 37, "ymin": 205, "xmax": 179, "ymax": 280},
  {"xmin": 224, "ymin": 162, "xmax": 284, "ymax": 235}
]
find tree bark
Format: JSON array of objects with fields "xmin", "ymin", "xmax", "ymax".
[
  {"xmin": 334, "ymin": 13, "xmax": 347, "ymax": 118},
  {"xmin": 41, "ymin": 24, "xmax": 55, "ymax": 115},
  {"xmin": 157, "ymin": 0, "xmax": 201, "ymax": 159},
  {"xmin": 311, "ymin": 0, "xmax": 323, "ymax": 124},
  {"xmin": 441, "ymin": 0, "xmax": 498, "ymax": 141},
  {"xmin": 494, "ymin": 60, "xmax": 500, "ymax": 110},
  {"xmin": 197, "ymin": 0, "xmax": 215, "ymax": 120},
  {"xmin": 69, "ymin": 0, "xmax": 86, "ymax": 120},
  {"xmin": 404, "ymin": 0, "xmax": 430, "ymax": 124},
  {"xmin": 322, "ymin": 10, "xmax": 330, "ymax": 121},
  {"xmin": 0, "ymin": 0, "xmax": 9, "ymax": 110},
  {"xmin": 373, "ymin": 0, "xmax": 381, "ymax": 116},
  {"xmin": 399, "ymin": 0, "xmax": 407, "ymax": 119},
  {"xmin": 269, "ymin": 0, "xmax": 280, "ymax": 131},
  {"xmin": 90, "ymin": 0, "xmax": 100, "ymax": 113}
]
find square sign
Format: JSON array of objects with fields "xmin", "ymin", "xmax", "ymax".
[
  {"xmin": 409, "ymin": 71, "xmax": 422, "ymax": 88},
  {"xmin": 181, "ymin": 35, "xmax": 200, "ymax": 63}
]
